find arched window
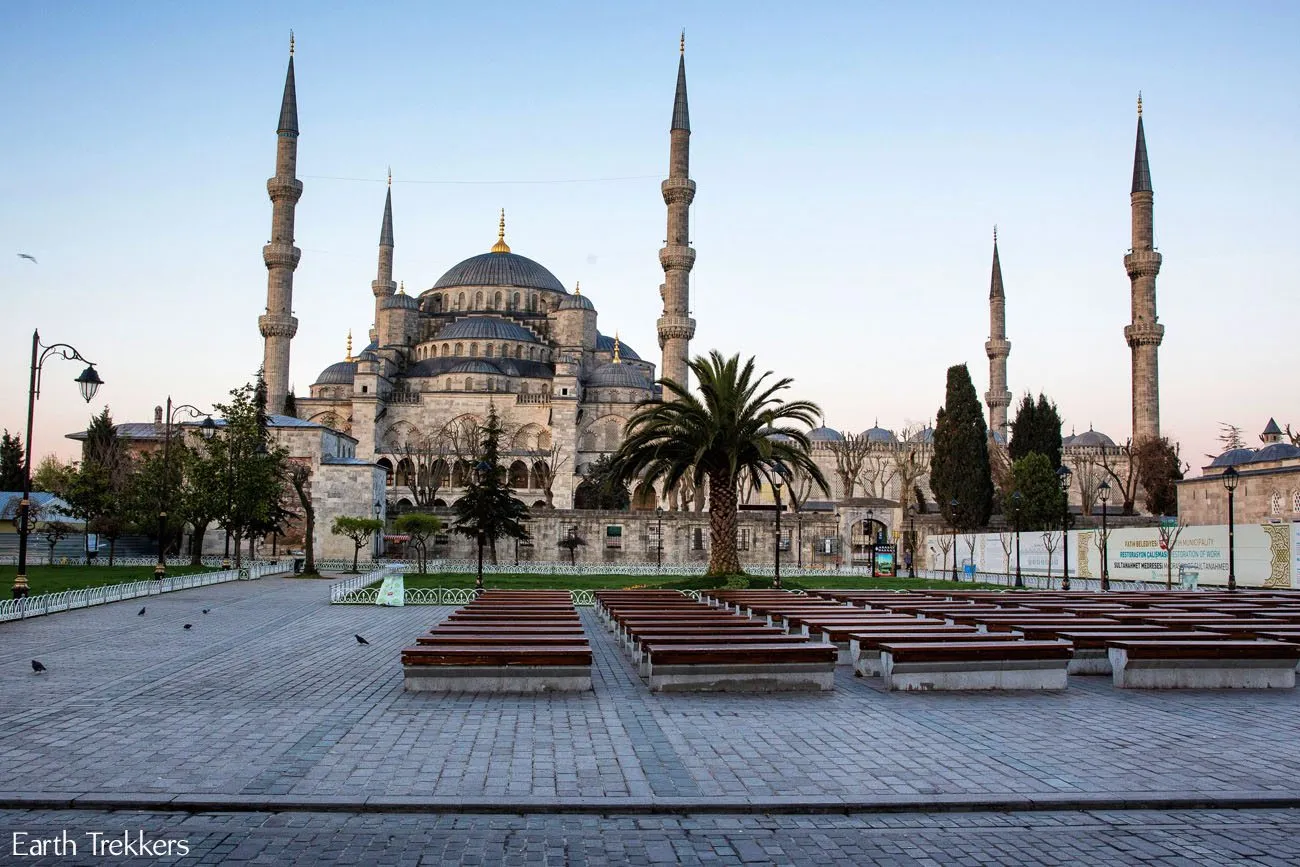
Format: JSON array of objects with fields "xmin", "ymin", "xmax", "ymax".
[
  {"xmin": 432, "ymin": 460, "xmax": 450, "ymax": 487},
  {"xmin": 1293, "ymin": 491, "xmax": 1300, "ymax": 513},
  {"xmin": 512, "ymin": 292, "xmax": 520, "ymax": 309},
  {"xmin": 485, "ymin": 344, "xmax": 494, "ymax": 358},
  {"xmin": 508, "ymin": 460, "xmax": 529, "ymax": 488},
  {"xmin": 494, "ymin": 291, "xmax": 502, "ymax": 309},
  {"xmin": 1271, "ymin": 491, "xmax": 1284, "ymax": 515},
  {"xmin": 442, "ymin": 344, "xmax": 449, "ymax": 357},
  {"xmin": 431, "ymin": 295, "xmax": 443, "ymax": 314},
  {"xmin": 456, "ymin": 293, "xmax": 465, "ymax": 310},
  {"xmin": 514, "ymin": 345, "xmax": 522, "ymax": 359},
  {"xmin": 529, "ymin": 347, "xmax": 536, "ymax": 360},
  {"xmin": 474, "ymin": 291, "xmax": 483, "ymax": 308},
  {"xmin": 455, "ymin": 342, "xmax": 463, "ymax": 355},
  {"xmin": 465, "ymin": 378, "xmax": 473, "ymax": 391},
  {"xmin": 396, "ymin": 459, "xmax": 415, "ymax": 487},
  {"xmin": 470, "ymin": 342, "xmax": 478, "ymax": 356},
  {"xmin": 530, "ymin": 461, "xmax": 549, "ymax": 490},
  {"xmin": 376, "ymin": 458, "xmax": 394, "ymax": 486}
]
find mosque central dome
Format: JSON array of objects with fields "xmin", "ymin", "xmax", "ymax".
[{"xmin": 433, "ymin": 251, "xmax": 567, "ymax": 293}]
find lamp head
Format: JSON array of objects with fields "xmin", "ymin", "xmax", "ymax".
[
  {"xmin": 199, "ymin": 416, "xmax": 218, "ymax": 440},
  {"xmin": 75, "ymin": 365, "xmax": 103, "ymax": 403},
  {"xmin": 1223, "ymin": 466, "xmax": 1240, "ymax": 492},
  {"xmin": 1098, "ymin": 480, "xmax": 1111, "ymax": 504},
  {"xmin": 1056, "ymin": 464, "xmax": 1073, "ymax": 492}
]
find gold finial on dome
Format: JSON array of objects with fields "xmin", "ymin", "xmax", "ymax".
[
  {"xmin": 345, "ymin": 330, "xmax": 353, "ymax": 362},
  {"xmin": 1137, "ymin": 91, "xmax": 1143, "ymax": 117},
  {"xmin": 289, "ymin": 30, "xmax": 295, "ymax": 57},
  {"xmin": 490, "ymin": 208, "xmax": 511, "ymax": 254},
  {"xmin": 399, "ymin": 280, "xmax": 406, "ymax": 295},
  {"xmin": 574, "ymin": 281, "xmax": 581, "ymax": 295},
  {"xmin": 613, "ymin": 331, "xmax": 622, "ymax": 363}
]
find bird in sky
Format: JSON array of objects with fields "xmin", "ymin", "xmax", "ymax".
[
  {"xmin": 355, "ymin": 634, "xmax": 369, "ymax": 645},
  {"xmin": 202, "ymin": 608, "xmax": 211, "ymax": 614},
  {"xmin": 138, "ymin": 607, "xmax": 146, "ymax": 616},
  {"xmin": 31, "ymin": 660, "xmax": 46, "ymax": 673},
  {"xmin": 183, "ymin": 624, "xmax": 193, "ymax": 630},
  {"xmin": 17, "ymin": 253, "xmax": 37, "ymax": 264}
]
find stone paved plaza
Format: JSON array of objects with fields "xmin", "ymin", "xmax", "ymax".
[{"xmin": 2, "ymin": 576, "xmax": 1299, "ymax": 863}]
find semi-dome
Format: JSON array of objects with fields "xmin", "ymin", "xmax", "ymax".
[
  {"xmin": 861, "ymin": 424, "xmax": 896, "ymax": 443},
  {"xmin": 808, "ymin": 426, "xmax": 843, "ymax": 442},
  {"xmin": 1070, "ymin": 428, "xmax": 1116, "ymax": 448},
  {"xmin": 558, "ymin": 292, "xmax": 595, "ymax": 311},
  {"xmin": 1208, "ymin": 448, "xmax": 1256, "ymax": 468},
  {"xmin": 435, "ymin": 316, "xmax": 539, "ymax": 343},
  {"xmin": 1249, "ymin": 443, "xmax": 1300, "ymax": 463},
  {"xmin": 597, "ymin": 332, "xmax": 640, "ymax": 360},
  {"xmin": 449, "ymin": 359, "xmax": 503, "ymax": 376},
  {"xmin": 381, "ymin": 293, "xmax": 419, "ymax": 310},
  {"xmin": 313, "ymin": 360, "xmax": 357, "ymax": 386},
  {"xmin": 587, "ymin": 362, "xmax": 651, "ymax": 390},
  {"xmin": 433, "ymin": 251, "xmax": 566, "ymax": 293}
]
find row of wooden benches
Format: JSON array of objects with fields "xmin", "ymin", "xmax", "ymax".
[
  {"xmin": 401, "ymin": 591, "xmax": 593, "ymax": 692},
  {"xmin": 595, "ymin": 590, "xmax": 837, "ymax": 692}
]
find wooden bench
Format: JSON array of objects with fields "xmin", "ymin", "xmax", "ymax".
[
  {"xmin": 635, "ymin": 633, "xmax": 810, "ymax": 675},
  {"xmin": 849, "ymin": 629, "xmax": 1016, "ymax": 677},
  {"xmin": 1107, "ymin": 640, "xmax": 1300, "ymax": 689},
  {"xmin": 878, "ymin": 640, "xmax": 1072, "ymax": 691},
  {"xmin": 1038, "ymin": 630, "xmax": 1225, "ymax": 674},
  {"xmin": 643, "ymin": 642, "xmax": 837, "ymax": 692}
]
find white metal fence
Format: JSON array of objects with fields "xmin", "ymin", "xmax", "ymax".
[{"xmin": 0, "ymin": 559, "xmax": 294, "ymax": 623}]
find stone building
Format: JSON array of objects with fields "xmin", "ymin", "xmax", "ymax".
[{"xmin": 1178, "ymin": 419, "xmax": 1300, "ymax": 526}]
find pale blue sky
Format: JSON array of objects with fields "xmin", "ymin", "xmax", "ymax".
[{"xmin": 2, "ymin": 1, "xmax": 1297, "ymax": 472}]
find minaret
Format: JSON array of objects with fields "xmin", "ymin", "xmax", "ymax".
[
  {"xmin": 656, "ymin": 32, "xmax": 696, "ymax": 391},
  {"xmin": 984, "ymin": 227, "xmax": 1011, "ymax": 441},
  {"xmin": 1123, "ymin": 93, "xmax": 1164, "ymax": 443},
  {"xmin": 372, "ymin": 169, "xmax": 396, "ymax": 334},
  {"xmin": 259, "ymin": 33, "xmax": 303, "ymax": 415}
]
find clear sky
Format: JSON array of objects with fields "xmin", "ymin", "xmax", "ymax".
[{"xmin": 2, "ymin": 1, "xmax": 1297, "ymax": 476}]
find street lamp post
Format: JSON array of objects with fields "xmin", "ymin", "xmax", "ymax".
[
  {"xmin": 866, "ymin": 508, "xmax": 876, "ymax": 577},
  {"xmin": 1098, "ymin": 480, "xmax": 1112, "ymax": 591},
  {"xmin": 796, "ymin": 510, "xmax": 803, "ymax": 569},
  {"xmin": 1057, "ymin": 465, "xmax": 1073, "ymax": 591},
  {"xmin": 1010, "ymin": 490, "xmax": 1023, "ymax": 589},
  {"xmin": 656, "ymin": 506, "xmax": 664, "ymax": 571},
  {"xmin": 949, "ymin": 498, "xmax": 959, "ymax": 581},
  {"xmin": 374, "ymin": 501, "xmax": 383, "ymax": 562},
  {"xmin": 772, "ymin": 481, "xmax": 783, "ymax": 589},
  {"xmin": 473, "ymin": 460, "xmax": 491, "ymax": 592},
  {"xmin": 1223, "ymin": 466, "xmax": 1239, "ymax": 591},
  {"xmin": 154, "ymin": 398, "xmax": 210, "ymax": 579},
  {"xmin": 12, "ymin": 330, "xmax": 103, "ymax": 599},
  {"xmin": 907, "ymin": 505, "xmax": 916, "ymax": 579}
]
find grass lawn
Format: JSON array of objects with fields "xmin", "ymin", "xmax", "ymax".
[
  {"xmin": 0, "ymin": 564, "xmax": 216, "ymax": 595},
  {"xmin": 393, "ymin": 572, "xmax": 1011, "ymax": 592}
]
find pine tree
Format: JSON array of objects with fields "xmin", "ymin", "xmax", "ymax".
[
  {"xmin": 930, "ymin": 364, "xmax": 993, "ymax": 530},
  {"xmin": 452, "ymin": 404, "xmax": 530, "ymax": 564},
  {"xmin": 1009, "ymin": 392, "xmax": 1063, "ymax": 470},
  {"xmin": 0, "ymin": 430, "xmax": 25, "ymax": 491}
]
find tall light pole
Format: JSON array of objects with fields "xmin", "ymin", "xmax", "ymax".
[
  {"xmin": 1098, "ymin": 480, "xmax": 1111, "ymax": 591},
  {"xmin": 949, "ymin": 498, "xmax": 960, "ymax": 581},
  {"xmin": 154, "ymin": 399, "xmax": 211, "ymax": 579},
  {"xmin": 772, "ymin": 480, "xmax": 783, "ymax": 589},
  {"xmin": 866, "ymin": 508, "xmax": 876, "ymax": 576},
  {"xmin": 1223, "ymin": 466, "xmax": 1239, "ymax": 591},
  {"xmin": 1010, "ymin": 490, "xmax": 1023, "ymax": 589},
  {"xmin": 474, "ymin": 460, "xmax": 491, "ymax": 592},
  {"xmin": 1057, "ymin": 464, "xmax": 1073, "ymax": 591},
  {"xmin": 373, "ymin": 501, "xmax": 383, "ymax": 561},
  {"xmin": 907, "ymin": 505, "xmax": 916, "ymax": 579},
  {"xmin": 12, "ymin": 330, "xmax": 103, "ymax": 598},
  {"xmin": 656, "ymin": 506, "xmax": 664, "ymax": 571}
]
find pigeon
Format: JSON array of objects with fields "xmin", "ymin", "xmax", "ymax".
[
  {"xmin": 355, "ymin": 634, "xmax": 369, "ymax": 645},
  {"xmin": 31, "ymin": 660, "xmax": 46, "ymax": 674},
  {"xmin": 183, "ymin": 624, "xmax": 192, "ymax": 630},
  {"xmin": 202, "ymin": 608, "xmax": 211, "ymax": 615},
  {"xmin": 138, "ymin": 607, "xmax": 146, "ymax": 616},
  {"xmin": 17, "ymin": 253, "xmax": 37, "ymax": 264}
]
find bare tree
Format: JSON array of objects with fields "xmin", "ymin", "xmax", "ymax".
[
  {"xmin": 1099, "ymin": 439, "xmax": 1141, "ymax": 516},
  {"xmin": 397, "ymin": 427, "xmax": 453, "ymax": 508},
  {"xmin": 997, "ymin": 529, "xmax": 1014, "ymax": 582},
  {"xmin": 1091, "ymin": 526, "xmax": 1112, "ymax": 587},
  {"xmin": 826, "ymin": 432, "xmax": 871, "ymax": 500},
  {"xmin": 962, "ymin": 533, "xmax": 978, "ymax": 579},
  {"xmin": 1286, "ymin": 423, "xmax": 1299, "ymax": 447},
  {"xmin": 1073, "ymin": 455, "xmax": 1104, "ymax": 520},
  {"xmin": 932, "ymin": 534, "xmax": 954, "ymax": 577},
  {"xmin": 1218, "ymin": 422, "xmax": 1246, "ymax": 453},
  {"xmin": 530, "ymin": 438, "xmax": 571, "ymax": 509},
  {"xmin": 892, "ymin": 426, "xmax": 931, "ymax": 516},
  {"xmin": 1157, "ymin": 520, "xmax": 1187, "ymax": 591},
  {"xmin": 859, "ymin": 452, "xmax": 898, "ymax": 499},
  {"xmin": 285, "ymin": 460, "xmax": 316, "ymax": 574},
  {"xmin": 1041, "ymin": 530, "xmax": 1059, "ymax": 583}
]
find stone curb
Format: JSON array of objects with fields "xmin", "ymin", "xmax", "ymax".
[{"xmin": 3, "ymin": 791, "xmax": 1300, "ymax": 816}]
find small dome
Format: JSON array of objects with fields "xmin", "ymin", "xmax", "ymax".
[
  {"xmin": 1070, "ymin": 428, "xmax": 1116, "ymax": 448},
  {"xmin": 433, "ymin": 251, "xmax": 566, "ymax": 293},
  {"xmin": 381, "ymin": 293, "xmax": 419, "ymax": 310},
  {"xmin": 587, "ymin": 362, "xmax": 651, "ymax": 390},
  {"xmin": 1249, "ymin": 443, "xmax": 1300, "ymax": 463},
  {"xmin": 596, "ymin": 332, "xmax": 640, "ymax": 360},
  {"xmin": 436, "ymin": 316, "xmax": 539, "ymax": 343},
  {"xmin": 450, "ymin": 360, "xmax": 502, "ymax": 376},
  {"xmin": 1061, "ymin": 433, "xmax": 1076, "ymax": 446},
  {"xmin": 907, "ymin": 426, "xmax": 934, "ymax": 444},
  {"xmin": 808, "ymin": 426, "xmax": 843, "ymax": 442},
  {"xmin": 313, "ymin": 360, "xmax": 357, "ymax": 386},
  {"xmin": 1208, "ymin": 448, "xmax": 1256, "ymax": 468},
  {"xmin": 558, "ymin": 293, "xmax": 595, "ymax": 311},
  {"xmin": 861, "ymin": 425, "xmax": 896, "ymax": 443}
]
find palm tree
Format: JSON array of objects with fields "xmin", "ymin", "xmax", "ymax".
[{"xmin": 610, "ymin": 351, "xmax": 829, "ymax": 575}]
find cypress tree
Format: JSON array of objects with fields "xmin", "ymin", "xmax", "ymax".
[
  {"xmin": 1009, "ymin": 392, "xmax": 1063, "ymax": 470},
  {"xmin": 0, "ymin": 430, "xmax": 25, "ymax": 491},
  {"xmin": 931, "ymin": 364, "xmax": 993, "ymax": 530}
]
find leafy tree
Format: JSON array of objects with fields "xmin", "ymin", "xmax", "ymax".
[
  {"xmin": 88, "ymin": 514, "xmax": 127, "ymax": 565},
  {"xmin": 930, "ymin": 364, "xmax": 993, "ymax": 531},
  {"xmin": 1009, "ymin": 453, "xmax": 1067, "ymax": 531},
  {"xmin": 0, "ymin": 430, "xmax": 25, "ymax": 491},
  {"xmin": 31, "ymin": 454, "xmax": 76, "ymax": 496},
  {"xmin": 393, "ymin": 512, "xmax": 441, "ymax": 574},
  {"xmin": 557, "ymin": 530, "xmax": 587, "ymax": 566},
  {"xmin": 65, "ymin": 408, "xmax": 132, "ymax": 564},
  {"xmin": 1136, "ymin": 437, "xmax": 1185, "ymax": 516},
  {"xmin": 1217, "ymin": 422, "xmax": 1245, "ymax": 453},
  {"xmin": 128, "ymin": 438, "xmax": 189, "ymax": 561},
  {"xmin": 331, "ymin": 516, "xmax": 384, "ymax": 573},
  {"xmin": 452, "ymin": 405, "xmax": 530, "ymax": 564},
  {"xmin": 608, "ymin": 351, "xmax": 829, "ymax": 576},
  {"xmin": 39, "ymin": 520, "xmax": 74, "ymax": 565},
  {"xmin": 214, "ymin": 377, "xmax": 289, "ymax": 566},
  {"xmin": 178, "ymin": 439, "xmax": 228, "ymax": 565},
  {"xmin": 573, "ymin": 454, "xmax": 631, "ymax": 510},
  {"xmin": 1009, "ymin": 393, "xmax": 1063, "ymax": 470}
]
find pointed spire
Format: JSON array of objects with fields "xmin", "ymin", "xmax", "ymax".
[
  {"xmin": 277, "ymin": 32, "xmax": 299, "ymax": 136},
  {"xmin": 613, "ymin": 332, "xmax": 622, "ymax": 363},
  {"xmin": 490, "ymin": 208, "xmax": 511, "ymax": 254},
  {"xmin": 1131, "ymin": 93, "xmax": 1152, "ymax": 193},
  {"xmin": 574, "ymin": 281, "xmax": 581, "ymax": 295},
  {"xmin": 345, "ymin": 330, "xmax": 353, "ymax": 362},
  {"xmin": 989, "ymin": 226, "xmax": 1004, "ymax": 299},
  {"xmin": 671, "ymin": 32, "xmax": 690, "ymax": 132},
  {"xmin": 380, "ymin": 179, "xmax": 394, "ymax": 247}
]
